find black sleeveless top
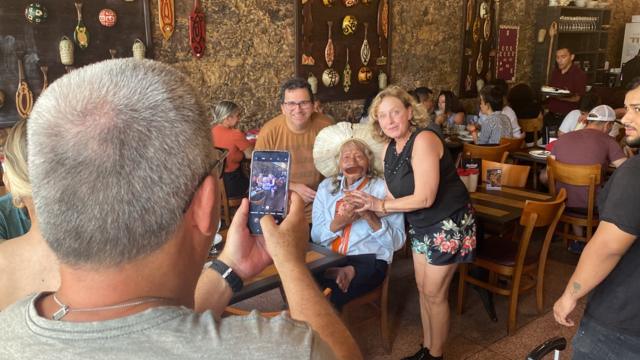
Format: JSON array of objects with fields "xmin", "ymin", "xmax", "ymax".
[{"xmin": 385, "ymin": 128, "xmax": 469, "ymax": 235}]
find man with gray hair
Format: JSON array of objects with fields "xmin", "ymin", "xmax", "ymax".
[{"xmin": 0, "ymin": 59, "xmax": 360, "ymax": 360}]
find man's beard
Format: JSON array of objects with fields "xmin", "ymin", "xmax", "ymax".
[{"xmin": 627, "ymin": 134, "xmax": 640, "ymax": 148}]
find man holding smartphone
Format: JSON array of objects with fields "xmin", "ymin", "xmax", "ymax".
[
  {"xmin": 0, "ymin": 59, "xmax": 360, "ymax": 360},
  {"xmin": 256, "ymin": 78, "xmax": 333, "ymax": 223}
]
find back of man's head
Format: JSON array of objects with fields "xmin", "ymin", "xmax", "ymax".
[
  {"xmin": 28, "ymin": 59, "xmax": 214, "ymax": 267},
  {"xmin": 579, "ymin": 92, "xmax": 601, "ymax": 113}
]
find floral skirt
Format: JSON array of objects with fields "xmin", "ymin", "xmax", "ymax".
[{"xmin": 410, "ymin": 204, "xmax": 477, "ymax": 265}]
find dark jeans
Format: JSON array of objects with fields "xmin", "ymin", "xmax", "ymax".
[
  {"xmin": 222, "ymin": 167, "xmax": 249, "ymax": 198},
  {"xmin": 316, "ymin": 253, "xmax": 388, "ymax": 310},
  {"xmin": 572, "ymin": 316, "xmax": 640, "ymax": 360}
]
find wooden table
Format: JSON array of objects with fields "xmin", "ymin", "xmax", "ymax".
[
  {"xmin": 470, "ymin": 184, "xmax": 553, "ymax": 225},
  {"xmin": 229, "ymin": 243, "xmax": 346, "ymax": 304}
]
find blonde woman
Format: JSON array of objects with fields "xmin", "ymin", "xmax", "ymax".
[
  {"xmin": 211, "ymin": 101, "xmax": 253, "ymax": 198},
  {"xmin": 347, "ymin": 86, "xmax": 477, "ymax": 360},
  {"xmin": 0, "ymin": 119, "xmax": 59, "ymax": 309}
]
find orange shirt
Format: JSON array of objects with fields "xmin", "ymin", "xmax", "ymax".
[
  {"xmin": 211, "ymin": 125, "xmax": 251, "ymax": 172},
  {"xmin": 255, "ymin": 112, "xmax": 332, "ymax": 222}
]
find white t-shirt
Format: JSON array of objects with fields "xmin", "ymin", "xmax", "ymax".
[
  {"xmin": 502, "ymin": 106, "xmax": 522, "ymax": 138},
  {"xmin": 559, "ymin": 109, "xmax": 581, "ymax": 134}
]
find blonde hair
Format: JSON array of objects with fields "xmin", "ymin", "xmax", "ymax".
[
  {"xmin": 3, "ymin": 119, "xmax": 31, "ymax": 208},
  {"xmin": 367, "ymin": 85, "xmax": 429, "ymax": 142}
]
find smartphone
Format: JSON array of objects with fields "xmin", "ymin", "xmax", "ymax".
[{"xmin": 247, "ymin": 150, "xmax": 291, "ymax": 234}]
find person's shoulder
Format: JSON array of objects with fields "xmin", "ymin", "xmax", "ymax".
[
  {"xmin": 616, "ymin": 154, "xmax": 640, "ymax": 174},
  {"xmin": 310, "ymin": 113, "xmax": 333, "ymax": 129},
  {"xmin": 260, "ymin": 114, "xmax": 286, "ymax": 133}
]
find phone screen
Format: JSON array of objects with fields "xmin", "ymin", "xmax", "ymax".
[{"xmin": 247, "ymin": 150, "xmax": 291, "ymax": 234}]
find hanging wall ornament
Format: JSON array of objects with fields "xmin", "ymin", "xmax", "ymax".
[
  {"xmin": 378, "ymin": 0, "xmax": 388, "ymax": 39},
  {"xmin": 484, "ymin": 14, "xmax": 491, "ymax": 41},
  {"xmin": 301, "ymin": 0, "xmax": 315, "ymax": 65},
  {"xmin": 109, "ymin": 49, "xmax": 117, "ymax": 59},
  {"xmin": 325, "ymin": 21, "xmax": 335, "ymax": 67},
  {"xmin": 59, "ymin": 36, "xmax": 74, "ymax": 65},
  {"xmin": 132, "ymin": 39, "xmax": 146, "ymax": 60},
  {"xmin": 189, "ymin": 0, "xmax": 206, "ymax": 58},
  {"xmin": 466, "ymin": 0, "xmax": 473, "ymax": 31},
  {"xmin": 0, "ymin": 91, "xmax": 4, "ymax": 109},
  {"xmin": 159, "ymin": 0, "xmax": 175, "ymax": 40},
  {"xmin": 343, "ymin": 48, "xmax": 352, "ymax": 93},
  {"xmin": 74, "ymin": 1, "xmax": 89, "ymax": 49},
  {"xmin": 343, "ymin": 0, "xmax": 358, "ymax": 7},
  {"xmin": 357, "ymin": 67, "xmax": 372, "ymax": 84},
  {"xmin": 40, "ymin": 64, "xmax": 49, "ymax": 91},
  {"xmin": 361, "ymin": 0, "xmax": 372, "ymax": 4},
  {"xmin": 99, "ymin": 8, "xmax": 117, "ymax": 27},
  {"xmin": 476, "ymin": 41, "xmax": 484, "ymax": 75},
  {"xmin": 308, "ymin": 72, "xmax": 318, "ymax": 94},
  {"xmin": 342, "ymin": 15, "xmax": 358, "ymax": 36},
  {"xmin": 465, "ymin": 57, "xmax": 473, "ymax": 92},
  {"xmin": 322, "ymin": 0, "xmax": 335, "ymax": 6},
  {"xmin": 25, "ymin": 2, "xmax": 48, "ymax": 24},
  {"xmin": 322, "ymin": 68, "xmax": 340, "ymax": 87},
  {"xmin": 378, "ymin": 71, "xmax": 387, "ymax": 90},
  {"xmin": 15, "ymin": 55, "xmax": 34, "ymax": 119},
  {"xmin": 360, "ymin": 22, "xmax": 371, "ymax": 66}
]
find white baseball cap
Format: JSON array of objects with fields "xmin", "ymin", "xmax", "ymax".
[{"xmin": 586, "ymin": 105, "xmax": 616, "ymax": 122}]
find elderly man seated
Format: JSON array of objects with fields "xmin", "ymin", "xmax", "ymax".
[
  {"xmin": 0, "ymin": 59, "xmax": 361, "ymax": 360},
  {"xmin": 311, "ymin": 123, "xmax": 405, "ymax": 309}
]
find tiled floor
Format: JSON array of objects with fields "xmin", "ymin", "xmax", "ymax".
[{"xmin": 234, "ymin": 241, "xmax": 584, "ymax": 359}]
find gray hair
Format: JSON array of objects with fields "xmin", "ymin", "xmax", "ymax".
[
  {"xmin": 211, "ymin": 100, "xmax": 241, "ymax": 126},
  {"xmin": 27, "ymin": 59, "xmax": 214, "ymax": 267}
]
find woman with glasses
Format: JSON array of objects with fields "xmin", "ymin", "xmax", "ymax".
[
  {"xmin": 211, "ymin": 101, "xmax": 253, "ymax": 198},
  {"xmin": 0, "ymin": 119, "xmax": 59, "ymax": 309}
]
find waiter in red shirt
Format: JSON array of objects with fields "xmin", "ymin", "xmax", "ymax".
[{"xmin": 545, "ymin": 47, "xmax": 588, "ymax": 128}]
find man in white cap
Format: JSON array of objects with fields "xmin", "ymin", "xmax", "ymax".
[{"xmin": 547, "ymin": 104, "xmax": 627, "ymax": 252}]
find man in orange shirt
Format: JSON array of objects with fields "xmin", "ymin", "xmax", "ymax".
[{"xmin": 256, "ymin": 78, "xmax": 333, "ymax": 223}]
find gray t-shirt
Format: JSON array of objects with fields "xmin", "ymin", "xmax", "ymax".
[
  {"xmin": 477, "ymin": 112, "xmax": 513, "ymax": 144},
  {"xmin": 0, "ymin": 293, "xmax": 336, "ymax": 360}
]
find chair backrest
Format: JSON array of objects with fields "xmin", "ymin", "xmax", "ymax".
[
  {"xmin": 518, "ymin": 114, "xmax": 543, "ymax": 142},
  {"xmin": 481, "ymin": 160, "xmax": 531, "ymax": 188},
  {"xmin": 462, "ymin": 143, "xmax": 510, "ymax": 162},
  {"xmin": 546, "ymin": 157, "xmax": 601, "ymax": 215},
  {"xmin": 513, "ymin": 189, "xmax": 567, "ymax": 275},
  {"xmin": 217, "ymin": 177, "xmax": 231, "ymax": 227},
  {"xmin": 500, "ymin": 137, "xmax": 525, "ymax": 153}
]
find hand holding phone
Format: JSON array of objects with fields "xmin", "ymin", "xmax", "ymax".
[{"xmin": 247, "ymin": 151, "xmax": 291, "ymax": 234}]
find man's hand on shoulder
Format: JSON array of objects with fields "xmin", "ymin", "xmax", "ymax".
[{"xmin": 218, "ymin": 199, "xmax": 272, "ymax": 281}]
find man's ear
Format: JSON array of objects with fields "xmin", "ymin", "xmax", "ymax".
[{"xmin": 188, "ymin": 175, "xmax": 218, "ymax": 236}]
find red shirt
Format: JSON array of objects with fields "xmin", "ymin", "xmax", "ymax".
[
  {"xmin": 548, "ymin": 64, "xmax": 587, "ymax": 116},
  {"xmin": 211, "ymin": 125, "xmax": 251, "ymax": 172}
]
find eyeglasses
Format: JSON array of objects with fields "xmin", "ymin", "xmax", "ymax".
[
  {"xmin": 283, "ymin": 100, "xmax": 313, "ymax": 110},
  {"xmin": 182, "ymin": 148, "xmax": 228, "ymax": 213}
]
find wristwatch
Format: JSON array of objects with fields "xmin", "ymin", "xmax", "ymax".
[{"xmin": 208, "ymin": 260, "xmax": 243, "ymax": 293}]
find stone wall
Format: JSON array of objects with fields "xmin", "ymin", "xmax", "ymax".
[{"xmin": 152, "ymin": 0, "xmax": 639, "ymax": 129}]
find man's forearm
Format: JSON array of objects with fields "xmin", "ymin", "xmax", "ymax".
[
  {"xmin": 194, "ymin": 269, "xmax": 234, "ymax": 317},
  {"xmin": 277, "ymin": 261, "xmax": 362, "ymax": 360},
  {"xmin": 562, "ymin": 240, "xmax": 623, "ymax": 301}
]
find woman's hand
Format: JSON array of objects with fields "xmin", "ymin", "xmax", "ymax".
[{"xmin": 344, "ymin": 190, "xmax": 383, "ymax": 213}]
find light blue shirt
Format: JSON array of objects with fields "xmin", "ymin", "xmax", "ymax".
[{"xmin": 311, "ymin": 176, "xmax": 406, "ymax": 263}]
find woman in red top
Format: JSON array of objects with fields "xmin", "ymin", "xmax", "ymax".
[{"xmin": 211, "ymin": 101, "xmax": 253, "ymax": 198}]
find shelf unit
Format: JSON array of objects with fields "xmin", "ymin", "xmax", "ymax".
[{"xmin": 532, "ymin": 6, "xmax": 611, "ymax": 92}]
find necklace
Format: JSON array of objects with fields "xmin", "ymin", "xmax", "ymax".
[{"xmin": 51, "ymin": 293, "xmax": 172, "ymax": 321}]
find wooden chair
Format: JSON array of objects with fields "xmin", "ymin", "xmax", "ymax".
[
  {"xmin": 481, "ymin": 160, "xmax": 531, "ymax": 188},
  {"xmin": 224, "ymin": 288, "xmax": 333, "ymax": 318},
  {"xmin": 462, "ymin": 143, "xmax": 510, "ymax": 163},
  {"xmin": 500, "ymin": 137, "xmax": 525, "ymax": 154},
  {"xmin": 217, "ymin": 177, "xmax": 243, "ymax": 229},
  {"xmin": 518, "ymin": 114, "xmax": 544, "ymax": 144},
  {"xmin": 546, "ymin": 157, "xmax": 601, "ymax": 244},
  {"xmin": 457, "ymin": 189, "xmax": 566, "ymax": 334},
  {"xmin": 342, "ymin": 262, "xmax": 393, "ymax": 353}
]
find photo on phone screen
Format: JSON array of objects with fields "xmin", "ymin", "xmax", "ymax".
[{"xmin": 247, "ymin": 150, "xmax": 291, "ymax": 234}]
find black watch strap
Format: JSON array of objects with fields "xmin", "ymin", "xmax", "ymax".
[{"xmin": 209, "ymin": 260, "xmax": 243, "ymax": 293}]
